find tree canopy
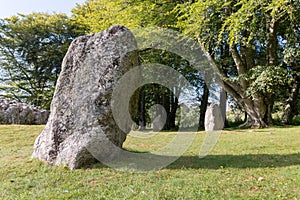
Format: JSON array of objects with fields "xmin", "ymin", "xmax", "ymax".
[
  {"xmin": 0, "ymin": 13, "xmax": 81, "ymax": 109},
  {"xmin": 0, "ymin": 0, "xmax": 299, "ymax": 127},
  {"xmin": 174, "ymin": 0, "xmax": 300, "ymax": 127}
]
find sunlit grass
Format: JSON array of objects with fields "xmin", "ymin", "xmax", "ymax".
[{"xmin": 0, "ymin": 125, "xmax": 299, "ymax": 199}]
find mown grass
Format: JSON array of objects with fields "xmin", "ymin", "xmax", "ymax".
[{"xmin": 0, "ymin": 125, "xmax": 299, "ymax": 199}]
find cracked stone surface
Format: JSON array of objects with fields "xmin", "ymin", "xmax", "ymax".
[{"xmin": 32, "ymin": 25, "xmax": 139, "ymax": 169}]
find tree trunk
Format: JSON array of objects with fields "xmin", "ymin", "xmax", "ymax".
[
  {"xmin": 169, "ymin": 92, "xmax": 179, "ymax": 130},
  {"xmin": 138, "ymin": 86, "xmax": 146, "ymax": 130},
  {"xmin": 244, "ymin": 112, "xmax": 247, "ymax": 123},
  {"xmin": 282, "ymin": 74, "xmax": 300, "ymax": 124},
  {"xmin": 264, "ymin": 94, "xmax": 274, "ymax": 125},
  {"xmin": 239, "ymin": 97, "xmax": 268, "ymax": 128},
  {"xmin": 260, "ymin": 14, "xmax": 278, "ymax": 126},
  {"xmin": 219, "ymin": 88, "xmax": 228, "ymax": 127},
  {"xmin": 222, "ymin": 81, "xmax": 268, "ymax": 128},
  {"xmin": 162, "ymin": 89, "xmax": 171, "ymax": 130},
  {"xmin": 201, "ymin": 32, "xmax": 275, "ymax": 128},
  {"xmin": 198, "ymin": 83, "xmax": 209, "ymax": 130}
]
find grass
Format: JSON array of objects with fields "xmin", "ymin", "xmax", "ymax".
[{"xmin": 0, "ymin": 125, "xmax": 299, "ymax": 199}]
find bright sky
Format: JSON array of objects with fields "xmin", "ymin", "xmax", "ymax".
[{"xmin": 0, "ymin": 0, "xmax": 87, "ymax": 19}]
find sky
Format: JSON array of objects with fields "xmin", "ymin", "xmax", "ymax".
[{"xmin": 0, "ymin": 0, "xmax": 87, "ymax": 19}]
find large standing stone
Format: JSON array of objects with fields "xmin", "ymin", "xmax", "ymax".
[{"xmin": 32, "ymin": 25, "xmax": 139, "ymax": 169}]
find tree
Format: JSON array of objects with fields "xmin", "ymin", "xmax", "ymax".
[
  {"xmin": 281, "ymin": 2, "xmax": 300, "ymax": 124},
  {"xmin": 72, "ymin": 0, "xmax": 208, "ymax": 130},
  {"xmin": 175, "ymin": 0, "xmax": 299, "ymax": 127},
  {"xmin": 0, "ymin": 13, "xmax": 82, "ymax": 109},
  {"xmin": 71, "ymin": 0, "xmax": 180, "ymax": 33},
  {"xmin": 138, "ymin": 48, "xmax": 201, "ymax": 130}
]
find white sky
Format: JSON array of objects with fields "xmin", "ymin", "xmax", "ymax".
[{"xmin": 0, "ymin": 0, "xmax": 87, "ymax": 18}]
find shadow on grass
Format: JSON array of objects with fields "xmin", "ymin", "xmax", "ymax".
[
  {"xmin": 167, "ymin": 153, "xmax": 300, "ymax": 169},
  {"xmin": 86, "ymin": 153, "xmax": 300, "ymax": 170},
  {"xmin": 224, "ymin": 125, "xmax": 300, "ymax": 131}
]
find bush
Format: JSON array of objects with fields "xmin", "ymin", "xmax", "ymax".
[{"xmin": 292, "ymin": 115, "xmax": 300, "ymax": 125}]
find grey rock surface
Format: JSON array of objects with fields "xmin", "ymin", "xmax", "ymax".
[
  {"xmin": 0, "ymin": 97, "xmax": 49, "ymax": 125},
  {"xmin": 152, "ymin": 115, "xmax": 165, "ymax": 132},
  {"xmin": 32, "ymin": 25, "xmax": 139, "ymax": 169},
  {"xmin": 205, "ymin": 103, "xmax": 224, "ymax": 131}
]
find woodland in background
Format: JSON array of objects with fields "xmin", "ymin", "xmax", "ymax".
[{"xmin": 0, "ymin": 0, "xmax": 299, "ymax": 129}]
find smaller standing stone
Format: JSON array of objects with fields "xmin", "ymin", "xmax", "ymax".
[
  {"xmin": 153, "ymin": 115, "xmax": 165, "ymax": 132},
  {"xmin": 0, "ymin": 97, "xmax": 49, "ymax": 125},
  {"xmin": 205, "ymin": 103, "xmax": 224, "ymax": 131}
]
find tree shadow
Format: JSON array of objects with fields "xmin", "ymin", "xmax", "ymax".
[
  {"xmin": 86, "ymin": 153, "xmax": 300, "ymax": 170},
  {"xmin": 224, "ymin": 125, "xmax": 300, "ymax": 131},
  {"xmin": 167, "ymin": 153, "xmax": 300, "ymax": 169}
]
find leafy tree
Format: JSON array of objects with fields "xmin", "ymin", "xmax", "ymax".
[
  {"xmin": 71, "ymin": 0, "xmax": 179, "ymax": 33},
  {"xmin": 138, "ymin": 48, "xmax": 202, "ymax": 130},
  {"xmin": 175, "ymin": 0, "xmax": 299, "ymax": 127},
  {"xmin": 72, "ymin": 0, "xmax": 208, "ymax": 130},
  {"xmin": 0, "ymin": 13, "xmax": 82, "ymax": 109}
]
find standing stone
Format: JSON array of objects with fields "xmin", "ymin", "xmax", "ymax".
[
  {"xmin": 152, "ymin": 115, "xmax": 164, "ymax": 132},
  {"xmin": 199, "ymin": 103, "xmax": 224, "ymax": 159},
  {"xmin": 32, "ymin": 25, "xmax": 139, "ymax": 169},
  {"xmin": 19, "ymin": 106, "xmax": 34, "ymax": 124},
  {"xmin": 7, "ymin": 106, "xmax": 19, "ymax": 124},
  {"xmin": 0, "ymin": 97, "xmax": 49, "ymax": 125},
  {"xmin": 34, "ymin": 110, "xmax": 49, "ymax": 125},
  {"xmin": 205, "ymin": 103, "xmax": 224, "ymax": 131}
]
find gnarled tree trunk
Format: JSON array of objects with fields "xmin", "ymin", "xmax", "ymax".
[{"xmin": 222, "ymin": 15, "xmax": 278, "ymax": 128}]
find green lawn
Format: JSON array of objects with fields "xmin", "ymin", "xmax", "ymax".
[{"xmin": 0, "ymin": 125, "xmax": 299, "ymax": 199}]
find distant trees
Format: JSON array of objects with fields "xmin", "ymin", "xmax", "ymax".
[
  {"xmin": 72, "ymin": 0, "xmax": 207, "ymax": 130},
  {"xmin": 137, "ymin": 49, "xmax": 203, "ymax": 130},
  {"xmin": 0, "ymin": 0, "xmax": 299, "ymax": 127},
  {"xmin": 0, "ymin": 13, "xmax": 81, "ymax": 109}
]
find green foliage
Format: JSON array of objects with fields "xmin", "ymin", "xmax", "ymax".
[
  {"xmin": 174, "ymin": 0, "xmax": 300, "ymax": 126},
  {"xmin": 226, "ymin": 110, "xmax": 245, "ymax": 127},
  {"xmin": 175, "ymin": 0, "xmax": 299, "ymax": 63},
  {"xmin": 240, "ymin": 65, "xmax": 290, "ymax": 97},
  {"xmin": 291, "ymin": 115, "xmax": 300, "ymax": 125},
  {"xmin": 71, "ymin": 0, "xmax": 179, "ymax": 33},
  {"xmin": 218, "ymin": 0, "xmax": 296, "ymax": 46},
  {"xmin": 71, "ymin": 0, "xmax": 126, "ymax": 33},
  {"xmin": 0, "ymin": 13, "xmax": 82, "ymax": 109}
]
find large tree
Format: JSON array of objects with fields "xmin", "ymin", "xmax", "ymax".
[
  {"xmin": 0, "ymin": 13, "xmax": 81, "ymax": 109},
  {"xmin": 72, "ymin": 0, "xmax": 208, "ymax": 130},
  {"xmin": 175, "ymin": 0, "xmax": 299, "ymax": 127}
]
